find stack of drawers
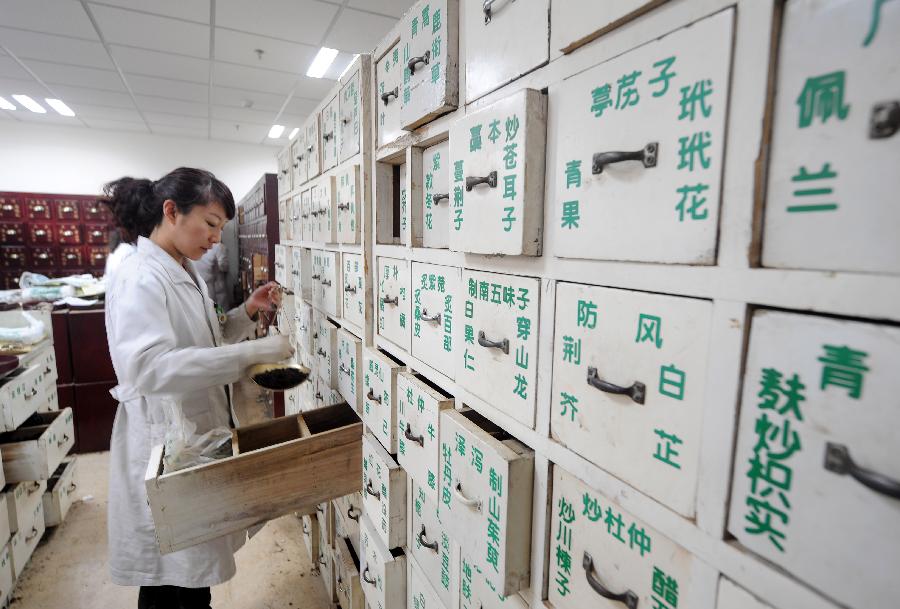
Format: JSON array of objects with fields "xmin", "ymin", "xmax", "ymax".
[
  {"xmin": 0, "ymin": 308, "xmax": 76, "ymax": 605},
  {"xmin": 236, "ymin": 174, "xmax": 279, "ymax": 304},
  {"xmin": 0, "ymin": 193, "xmax": 113, "ymax": 289}
]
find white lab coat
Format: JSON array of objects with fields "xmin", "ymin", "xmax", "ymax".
[
  {"xmin": 193, "ymin": 242, "xmax": 230, "ymax": 309},
  {"xmin": 105, "ymin": 236, "xmax": 261, "ymax": 588}
]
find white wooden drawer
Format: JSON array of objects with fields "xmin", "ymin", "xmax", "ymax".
[
  {"xmin": 728, "ymin": 310, "xmax": 900, "ymax": 609},
  {"xmin": 397, "ymin": 372, "xmax": 453, "ymax": 503},
  {"xmin": 399, "ymin": 162, "xmax": 410, "ymax": 245},
  {"xmin": 460, "ymin": 551, "xmax": 528, "ymax": 609},
  {"xmin": 410, "ymin": 481, "xmax": 458, "ymax": 609},
  {"xmin": 448, "ymin": 89, "xmax": 547, "ymax": 256},
  {"xmin": 340, "ymin": 67, "xmax": 363, "ymax": 162},
  {"xmin": 4, "ymin": 479, "xmax": 45, "ymax": 534},
  {"xmin": 33, "ymin": 347, "xmax": 57, "ymax": 389},
  {"xmin": 9, "ymin": 499, "xmax": 43, "ymax": 580},
  {"xmin": 296, "ymin": 300, "xmax": 314, "ymax": 356},
  {"xmin": 377, "ymin": 257, "xmax": 412, "ymax": 351},
  {"xmin": 291, "ymin": 245, "xmax": 312, "ymax": 303},
  {"xmin": 285, "ymin": 386, "xmax": 301, "ymax": 416},
  {"xmin": 464, "ymin": 0, "xmax": 549, "ymax": 102},
  {"xmin": 551, "ymin": 0, "xmax": 659, "ymax": 55},
  {"xmin": 0, "ymin": 543, "xmax": 11, "ymax": 608},
  {"xmin": 551, "ymin": 9, "xmax": 732, "ymax": 265},
  {"xmin": 334, "ymin": 491, "xmax": 363, "ymax": 555},
  {"xmin": 360, "ymin": 512, "xmax": 407, "ymax": 609},
  {"xmin": 315, "ymin": 313, "xmax": 339, "ymax": 387},
  {"xmin": 377, "ymin": 43, "xmax": 404, "ymax": 148},
  {"xmin": 278, "ymin": 196, "xmax": 289, "ymax": 242},
  {"xmin": 302, "ymin": 513, "xmax": 320, "ymax": 564},
  {"xmin": 0, "ymin": 408, "xmax": 75, "ymax": 483},
  {"xmin": 408, "ymin": 552, "xmax": 449, "ymax": 609},
  {"xmin": 0, "ymin": 496, "xmax": 8, "ymax": 549},
  {"xmin": 363, "ymin": 348, "xmax": 406, "ymax": 454},
  {"xmin": 549, "ymin": 465, "xmax": 717, "ymax": 609},
  {"xmin": 0, "ymin": 364, "xmax": 46, "ymax": 432},
  {"xmin": 42, "ymin": 456, "xmax": 77, "ymax": 527},
  {"xmin": 291, "ymin": 137, "xmax": 306, "ymax": 188},
  {"xmin": 313, "ymin": 249, "xmax": 342, "ymax": 318},
  {"xmin": 399, "ymin": 0, "xmax": 459, "ymax": 130},
  {"xmin": 289, "ymin": 193, "xmax": 301, "ymax": 242},
  {"xmin": 455, "ymin": 269, "xmax": 540, "ymax": 427},
  {"xmin": 550, "ymin": 283, "xmax": 712, "ymax": 517},
  {"xmin": 422, "ymin": 139, "xmax": 450, "ymax": 248},
  {"xmin": 336, "ymin": 163, "xmax": 361, "ymax": 244},
  {"xmin": 312, "ymin": 175, "xmax": 337, "ymax": 244},
  {"xmin": 763, "ymin": 0, "xmax": 900, "ymax": 274},
  {"xmin": 317, "ymin": 500, "xmax": 335, "ymax": 551},
  {"xmin": 362, "ymin": 432, "xmax": 407, "ymax": 549},
  {"xmin": 335, "ymin": 535, "xmax": 365, "ymax": 609},
  {"xmin": 318, "ymin": 542, "xmax": 337, "ymax": 603},
  {"xmin": 305, "ymin": 114, "xmax": 321, "ymax": 180},
  {"xmin": 38, "ymin": 383, "xmax": 59, "ymax": 414},
  {"xmin": 438, "ymin": 408, "xmax": 533, "ymax": 596},
  {"xmin": 411, "ymin": 262, "xmax": 459, "ymax": 379},
  {"xmin": 274, "ymin": 244, "xmax": 287, "ymax": 286},
  {"xmin": 315, "ymin": 375, "xmax": 344, "ymax": 408},
  {"xmin": 300, "ymin": 188, "xmax": 313, "ymax": 242},
  {"xmin": 337, "ymin": 329, "xmax": 364, "ymax": 415},
  {"xmin": 277, "ymin": 146, "xmax": 292, "ymax": 194},
  {"xmin": 321, "ymin": 94, "xmax": 340, "ymax": 172},
  {"xmin": 342, "ymin": 252, "xmax": 365, "ymax": 331}
]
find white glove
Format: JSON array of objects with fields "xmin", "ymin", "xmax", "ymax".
[{"xmin": 240, "ymin": 335, "xmax": 294, "ymax": 368}]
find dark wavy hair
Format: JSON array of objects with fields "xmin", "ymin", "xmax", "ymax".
[{"xmin": 101, "ymin": 167, "xmax": 235, "ymax": 243}]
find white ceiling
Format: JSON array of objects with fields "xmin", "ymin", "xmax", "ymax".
[{"xmin": 0, "ymin": 0, "xmax": 409, "ymax": 145}]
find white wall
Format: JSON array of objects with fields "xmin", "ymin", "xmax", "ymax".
[{"xmin": 0, "ymin": 120, "xmax": 277, "ymax": 201}]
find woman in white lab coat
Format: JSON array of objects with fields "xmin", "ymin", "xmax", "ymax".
[{"xmin": 101, "ymin": 168, "xmax": 294, "ymax": 609}]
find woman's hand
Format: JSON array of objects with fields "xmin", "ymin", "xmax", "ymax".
[{"xmin": 245, "ymin": 281, "xmax": 283, "ymax": 319}]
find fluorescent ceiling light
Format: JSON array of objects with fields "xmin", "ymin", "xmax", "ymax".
[
  {"xmin": 45, "ymin": 98, "xmax": 75, "ymax": 117},
  {"xmin": 0, "ymin": 96, "xmax": 15, "ymax": 111},
  {"xmin": 12, "ymin": 95, "xmax": 46, "ymax": 113},
  {"xmin": 306, "ymin": 47, "xmax": 339, "ymax": 78},
  {"xmin": 289, "ymin": 127, "xmax": 300, "ymax": 139},
  {"xmin": 268, "ymin": 124, "xmax": 285, "ymax": 139}
]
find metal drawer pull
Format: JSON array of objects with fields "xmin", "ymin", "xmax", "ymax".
[
  {"xmin": 453, "ymin": 481, "xmax": 482, "ymax": 511},
  {"xmin": 381, "ymin": 87, "xmax": 399, "ymax": 105},
  {"xmin": 586, "ymin": 367, "xmax": 646, "ymax": 404},
  {"xmin": 382, "ymin": 295, "xmax": 398, "ymax": 306},
  {"xmin": 482, "ymin": 0, "xmax": 515, "ymax": 24},
  {"xmin": 25, "ymin": 527, "xmax": 38, "ymax": 542},
  {"xmin": 316, "ymin": 503, "xmax": 325, "ymax": 514},
  {"xmin": 35, "ymin": 230, "xmax": 47, "ymax": 237},
  {"xmin": 318, "ymin": 554, "xmax": 327, "ymax": 567},
  {"xmin": 431, "ymin": 193, "xmax": 449, "ymax": 205},
  {"xmin": 366, "ymin": 388, "xmax": 382, "ymax": 404},
  {"xmin": 337, "ymin": 577, "xmax": 346, "ymax": 595},
  {"xmin": 824, "ymin": 442, "xmax": 900, "ymax": 499},
  {"xmin": 281, "ymin": 169, "xmax": 288, "ymax": 175},
  {"xmin": 418, "ymin": 524, "xmax": 439, "ymax": 552},
  {"xmin": 339, "ymin": 364, "xmax": 351, "ymax": 376},
  {"xmin": 302, "ymin": 521, "xmax": 309, "ymax": 534},
  {"xmin": 337, "ymin": 202, "xmax": 351, "ymax": 211},
  {"xmin": 323, "ymin": 131, "xmax": 334, "ymax": 141},
  {"xmin": 465, "ymin": 171, "xmax": 498, "ymax": 191},
  {"xmin": 57, "ymin": 434, "xmax": 70, "ymax": 448},
  {"xmin": 293, "ymin": 162, "xmax": 299, "ymax": 169},
  {"xmin": 362, "ymin": 567, "xmax": 376, "ymax": 586},
  {"xmin": 344, "ymin": 284, "xmax": 357, "ymax": 294},
  {"xmin": 407, "ymin": 50, "xmax": 431, "ymax": 74},
  {"xmin": 421, "ymin": 308, "xmax": 441, "ymax": 324},
  {"xmin": 477, "ymin": 330, "xmax": 508, "ymax": 354},
  {"xmin": 297, "ymin": 154, "xmax": 304, "ymax": 162},
  {"xmin": 315, "ymin": 392, "xmax": 323, "ymax": 400},
  {"xmin": 365, "ymin": 479, "xmax": 381, "ymax": 500},
  {"xmin": 24, "ymin": 388, "xmax": 38, "ymax": 400},
  {"xmin": 44, "ymin": 366, "xmax": 52, "ymax": 375},
  {"xmin": 404, "ymin": 423, "xmax": 424, "ymax": 447},
  {"xmin": 347, "ymin": 506, "xmax": 360, "ymax": 521},
  {"xmin": 311, "ymin": 274, "xmax": 321, "ymax": 280},
  {"xmin": 320, "ymin": 279, "xmax": 332, "ymax": 286},
  {"xmin": 317, "ymin": 347, "xmax": 327, "ymax": 357},
  {"xmin": 870, "ymin": 101, "xmax": 900, "ymax": 139},
  {"xmin": 592, "ymin": 142, "xmax": 658, "ymax": 174},
  {"xmin": 307, "ymin": 145, "xmax": 314, "ymax": 153},
  {"xmin": 583, "ymin": 551, "xmax": 638, "ymax": 609},
  {"xmin": 67, "ymin": 482, "xmax": 77, "ymax": 493},
  {"xmin": 27, "ymin": 481, "xmax": 41, "ymax": 495}
]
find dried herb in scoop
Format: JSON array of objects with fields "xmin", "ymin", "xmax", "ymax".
[{"xmin": 252, "ymin": 367, "xmax": 309, "ymax": 390}]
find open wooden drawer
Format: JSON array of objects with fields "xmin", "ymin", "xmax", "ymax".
[
  {"xmin": 145, "ymin": 402, "xmax": 363, "ymax": 554},
  {"xmin": 0, "ymin": 408, "xmax": 74, "ymax": 482}
]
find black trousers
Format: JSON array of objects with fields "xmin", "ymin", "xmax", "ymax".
[{"xmin": 138, "ymin": 585, "xmax": 211, "ymax": 609}]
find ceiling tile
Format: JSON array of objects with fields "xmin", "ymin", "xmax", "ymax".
[
  {"xmin": 149, "ymin": 123, "xmax": 209, "ymax": 138},
  {"xmin": 284, "ymin": 96, "xmax": 320, "ymax": 116},
  {"xmin": 142, "ymin": 112, "xmax": 207, "ymax": 129},
  {"xmin": 0, "ymin": 56, "xmax": 33, "ymax": 80},
  {"xmin": 211, "ymin": 104, "xmax": 277, "ymax": 125},
  {"xmin": 347, "ymin": 0, "xmax": 415, "ymax": 19},
  {"xmin": 25, "ymin": 60, "xmax": 125, "ymax": 91},
  {"xmin": 90, "ymin": 4, "xmax": 210, "ymax": 58},
  {"xmin": 324, "ymin": 8, "xmax": 397, "ymax": 54},
  {"xmin": 211, "ymin": 118, "xmax": 269, "ymax": 143},
  {"xmin": 0, "ymin": 110, "xmax": 13, "ymax": 120},
  {"xmin": 13, "ymin": 110, "xmax": 80, "ymax": 125},
  {"xmin": 214, "ymin": 28, "xmax": 317, "ymax": 74},
  {"xmin": 0, "ymin": 27, "xmax": 112, "ymax": 69},
  {"xmin": 67, "ymin": 102, "xmax": 141, "ymax": 122},
  {"xmin": 81, "ymin": 116, "xmax": 149, "ymax": 131},
  {"xmin": 111, "ymin": 45, "xmax": 209, "ymax": 82},
  {"xmin": 0, "ymin": 0, "xmax": 100, "ymax": 40},
  {"xmin": 49, "ymin": 84, "xmax": 136, "ymax": 108},
  {"xmin": 211, "ymin": 85, "xmax": 287, "ymax": 112},
  {"xmin": 212, "ymin": 62, "xmax": 297, "ymax": 95},
  {"xmin": 86, "ymin": 0, "xmax": 211, "ymax": 23},
  {"xmin": 127, "ymin": 74, "xmax": 208, "ymax": 103},
  {"xmin": 133, "ymin": 95, "xmax": 207, "ymax": 117},
  {"xmin": 216, "ymin": 0, "xmax": 338, "ymax": 45}
]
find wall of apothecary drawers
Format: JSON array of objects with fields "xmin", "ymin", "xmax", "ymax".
[{"xmin": 266, "ymin": 2, "xmax": 900, "ymax": 609}]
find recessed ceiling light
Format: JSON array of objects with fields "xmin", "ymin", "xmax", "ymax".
[
  {"xmin": 0, "ymin": 96, "xmax": 15, "ymax": 111},
  {"xmin": 306, "ymin": 47, "xmax": 339, "ymax": 79},
  {"xmin": 12, "ymin": 95, "xmax": 46, "ymax": 114},
  {"xmin": 268, "ymin": 124, "xmax": 285, "ymax": 139},
  {"xmin": 45, "ymin": 98, "xmax": 75, "ymax": 117},
  {"xmin": 289, "ymin": 127, "xmax": 300, "ymax": 139}
]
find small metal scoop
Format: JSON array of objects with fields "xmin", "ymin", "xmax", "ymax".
[{"xmin": 248, "ymin": 362, "xmax": 311, "ymax": 391}]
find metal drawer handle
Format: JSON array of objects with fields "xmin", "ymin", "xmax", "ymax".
[
  {"xmin": 453, "ymin": 481, "xmax": 482, "ymax": 511},
  {"xmin": 431, "ymin": 193, "xmax": 449, "ymax": 205},
  {"xmin": 27, "ymin": 481, "xmax": 41, "ymax": 495},
  {"xmin": 323, "ymin": 131, "xmax": 334, "ymax": 141},
  {"xmin": 347, "ymin": 506, "xmax": 360, "ymax": 521},
  {"xmin": 337, "ymin": 202, "xmax": 351, "ymax": 211},
  {"xmin": 33, "ymin": 205, "xmax": 46, "ymax": 212},
  {"xmin": 586, "ymin": 367, "xmax": 645, "ymax": 405},
  {"xmin": 25, "ymin": 527, "xmax": 38, "ymax": 542},
  {"xmin": 5, "ymin": 229, "xmax": 16, "ymax": 236},
  {"xmin": 35, "ymin": 230, "xmax": 47, "ymax": 237},
  {"xmin": 477, "ymin": 330, "xmax": 508, "ymax": 354},
  {"xmin": 311, "ymin": 274, "xmax": 321, "ymax": 280},
  {"xmin": 320, "ymin": 279, "xmax": 332, "ymax": 286},
  {"xmin": 317, "ymin": 347, "xmax": 327, "ymax": 357},
  {"xmin": 2, "ymin": 204, "xmax": 13, "ymax": 211},
  {"xmin": 381, "ymin": 86, "xmax": 399, "ymax": 105},
  {"xmin": 465, "ymin": 171, "xmax": 497, "ymax": 191},
  {"xmin": 337, "ymin": 578, "xmax": 346, "ymax": 594},
  {"xmin": 583, "ymin": 551, "xmax": 638, "ymax": 609},
  {"xmin": 420, "ymin": 308, "xmax": 441, "ymax": 324},
  {"xmin": 592, "ymin": 142, "xmax": 658, "ymax": 174},
  {"xmin": 302, "ymin": 521, "xmax": 309, "ymax": 534},
  {"xmin": 365, "ymin": 479, "xmax": 381, "ymax": 500},
  {"xmin": 344, "ymin": 284, "xmax": 357, "ymax": 294},
  {"xmin": 293, "ymin": 162, "xmax": 299, "ymax": 169},
  {"xmin": 870, "ymin": 101, "xmax": 900, "ymax": 139},
  {"xmin": 307, "ymin": 145, "xmax": 314, "ymax": 153},
  {"xmin": 91, "ymin": 230, "xmax": 102, "ymax": 237},
  {"xmin": 362, "ymin": 566, "xmax": 376, "ymax": 586},
  {"xmin": 67, "ymin": 482, "xmax": 77, "ymax": 493},
  {"xmin": 407, "ymin": 50, "xmax": 431, "ymax": 75},
  {"xmin": 297, "ymin": 154, "xmax": 304, "ymax": 162},
  {"xmin": 24, "ymin": 388, "xmax": 38, "ymax": 400},
  {"xmin": 44, "ymin": 366, "xmax": 52, "ymax": 375},
  {"xmin": 482, "ymin": 0, "xmax": 514, "ymax": 24},
  {"xmin": 281, "ymin": 169, "xmax": 288, "ymax": 175},
  {"xmin": 315, "ymin": 392, "xmax": 323, "ymax": 400},
  {"xmin": 404, "ymin": 423, "xmax": 424, "ymax": 447},
  {"xmin": 301, "ymin": 213, "xmax": 310, "ymax": 219},
  {"xmin": 57, "ymin": 434, "xmax": 70, "ymax": 448},
  {"xmin": 319, "ymin": 554, "xmax": 327, "ymax": 567},
  {"xmin": 299, "ymin": 325, "xmax": 308, "ymax": 332},
  {"xmin": 418, "ymin": 524, "xmax": 439, "ymax": 552},
  {"xmin": 366, "ymin": 388, "xmax": 382, "ymax": 404},
  {"xmin": 339, "ymin": 364, "xmax": 351, "ymax": 376},
  {"xmin": 824, "ymin": 442, "xmax": 900, "ymax": 500},
  {"xmin": 382, "ymin": 295, "xmax": 398, "ymax": 306}
]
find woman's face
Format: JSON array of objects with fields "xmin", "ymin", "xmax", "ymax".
[{"xmin": 170, "ymin": 200, "xmax": 228, "ymax": 261}]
